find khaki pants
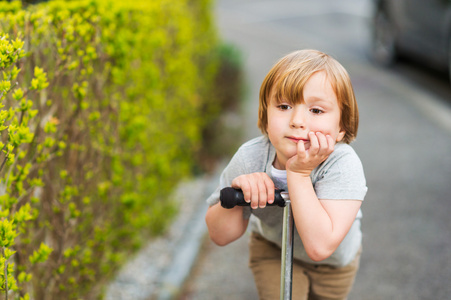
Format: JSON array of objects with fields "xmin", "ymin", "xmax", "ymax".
[{"xmin": 249, "ymin": 232, "xmax": 361, "ymax": 300}]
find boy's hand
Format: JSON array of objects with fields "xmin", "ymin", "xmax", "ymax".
[
  {"xmin": 231, "ymin": 172, "xmax": 275, "ymax": 209},
  {"xmin": 286, "ymin": 131, "xmax": 335, "ymax": 176}
]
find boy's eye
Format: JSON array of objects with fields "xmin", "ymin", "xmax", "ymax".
[
  {"xmin": 310, "ymin": 108, "xmax": 323, "ymax": 114},
  {"xmin": 278, "ymin": 104, "xmax": 292, "ymax": 110}
]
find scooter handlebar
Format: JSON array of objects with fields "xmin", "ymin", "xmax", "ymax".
[{"xmin": 220, "ymin": 187, "xmax": 286, "ymax": 209}]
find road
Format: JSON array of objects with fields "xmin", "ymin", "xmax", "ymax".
[{"xmin": 180, "ymin": 0, "xmax": 451, "ymax": 299}]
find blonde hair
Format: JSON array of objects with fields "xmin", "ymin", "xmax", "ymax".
[{"xmin": 258, "ymin": 49, "xmax": 359, "ymax": 144}]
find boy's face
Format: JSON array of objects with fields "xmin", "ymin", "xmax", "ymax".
[{"xmin": 267, "ymin": 71, "xmax": 345, "ymax": 169}]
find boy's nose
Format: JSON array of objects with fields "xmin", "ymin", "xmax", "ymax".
[{"xmin": 290, "ymin": 109, "xmax": 305, "ymax": 129}]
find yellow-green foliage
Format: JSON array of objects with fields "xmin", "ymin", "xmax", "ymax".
[{"xmin": 0, "ymin": 0, "xmax": 218, "ymax": 298}]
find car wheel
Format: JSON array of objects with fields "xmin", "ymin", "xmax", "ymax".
[{"xmin": 371, "ymin": 6, "xmax": 397, "ymax": 66}]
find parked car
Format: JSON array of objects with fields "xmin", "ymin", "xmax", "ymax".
[{"xmin": 371, "ymin": 0, "xmax": 451, "ymax": 81}]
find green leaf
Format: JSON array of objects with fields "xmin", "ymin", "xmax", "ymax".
[
  {"xmin": 29, "ymin": 243, "xmax": 53, "ymax": 264},
  {"xmin": 0, "ymin": 219, "xmax": 17, "ymax": 247},
  {"xmin": 12, "ymin": 87, "xmax": 23, "ymax": 100}
]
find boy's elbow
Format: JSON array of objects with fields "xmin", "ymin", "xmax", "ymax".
[
  {"xmin": 209, "ymin": 233, "xmax": 232, "ymax": 247},
  {"xmin": 205, "ymin": 206, "xmax": 247, "ymax": 247},
  {"xmin": 305, "ymin": 246, "xmax": 335, "ymax": 262},
  {"xmin": 206, "ymin": 223, "xmax": 244, "ymax": 246}
]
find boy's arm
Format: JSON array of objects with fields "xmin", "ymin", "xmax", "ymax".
[
  {"xmin": 205, "ymin": 172, "xmax": 275, "ymax": 246},
  {"xmin": 287, "ymin": 172, "xmax": 361, "ymax": 261},
  {"xmin": 286, "ymin": 132, "xmax": 362, "ymax": 262},
  {"xmin": 205, "ymin": 204, "xmax": 249, "ymax": 246}
]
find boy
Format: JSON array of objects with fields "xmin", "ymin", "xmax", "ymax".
[{"xmin": 205, "ymin": 49, "xmax": 367, "ymax": 300}]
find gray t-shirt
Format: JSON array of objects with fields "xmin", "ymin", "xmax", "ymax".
[{"xmin": 206, "ymin": 135, "xmax": 368, "ymax": 267}]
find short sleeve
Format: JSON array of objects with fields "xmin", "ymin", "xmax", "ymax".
[
  {"xmin": 313, "ymin": 144, "xmax": 367, "ymax": 201},
  {"xmin": 205, "ymin": 148, "xmax": 252, "ymax": 219},
  {"xmin": 205, "ymin": 136, "xmax": 274, "ymax": 220}
]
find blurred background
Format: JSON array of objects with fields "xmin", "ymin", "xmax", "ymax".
[{"xmin": 179, "ymin": 0, "xmax": 451, "ymax": 300}]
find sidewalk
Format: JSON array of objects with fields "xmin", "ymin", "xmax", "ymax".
[{"xmin": 180, "ymin": 232, "xmax": 258, "ymax": 300}]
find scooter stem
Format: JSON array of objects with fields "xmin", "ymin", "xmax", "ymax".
[{"xmin": 280, "ymin": 192, "xmax": 293, "ymax": 300}]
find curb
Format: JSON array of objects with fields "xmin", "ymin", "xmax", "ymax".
[
  {"xmin": 156, "ymin": 167, "xmax": 221, "ymax": 300},
  {"xmin": 156, "ymin": 202, "xmax": 208, "ymax": 300}
]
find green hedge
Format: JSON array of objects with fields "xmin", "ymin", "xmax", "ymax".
[{"xmin": 0, "ymin": 0, "xmax": 219, "ymax": 298}]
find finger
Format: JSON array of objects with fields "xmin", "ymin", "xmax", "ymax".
[
  {"xmin": 316, "ymin": 132, "xmax": 329, "ymax": 155},
  {"xmin": 308, "ymin": 131, "xmax": 319, "ymax": 155},
  {"xmin": 295, "ymin": 139, "xmax": 307, "ymax": 162},
  {"xmin": 231, "ymin": 176, "xmax": 241, "ymax": 189},
  {"xmin": 232, "ymin": 176, "xmax": 251, "ymax": 203},
  {"xmin": 250, "ymin": 177, "xmax": 259, "ymax": 209},
  {"xmin": 266, "ymin": 179, "xmax": 275, "ymax": 204},
  {"xmin": 257, "ymin": 178, "xmax": 267, "ymax": 209}
]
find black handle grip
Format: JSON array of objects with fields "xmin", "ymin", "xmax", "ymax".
[{"xmin": 220, "ymin": 187, "xmax": 286, "ymax": 209}]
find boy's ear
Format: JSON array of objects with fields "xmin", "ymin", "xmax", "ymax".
[{"xmin": 336, "ymin": 130, "xmax": 346, "ymax": 142}]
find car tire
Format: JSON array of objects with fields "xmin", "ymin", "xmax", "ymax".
[
  {"xmin": 371, "ymin": 6, "xmax": 397, "ymax": 66},
  {"xmin": 448, "ymin": 36, "xmax": 451, "ymax": 85}
]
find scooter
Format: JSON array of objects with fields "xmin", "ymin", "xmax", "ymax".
[{"xmin": 220, "ymin": 187, "xmax": 293, "ymax": 300}]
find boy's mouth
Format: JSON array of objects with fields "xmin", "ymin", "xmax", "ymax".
[
  {"xmin": 287, "ymin": 137, "xmax": 311, "ymax": 150},
  {"xmin": 286, "ymin": 136, "xmax": 309, "ymax": 143}
]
